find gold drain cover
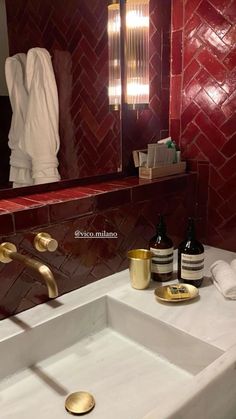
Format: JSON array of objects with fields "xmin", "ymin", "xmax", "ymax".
[{"xmin": 65, "ymin": 391, "xmax": 95, "ymax": 415}]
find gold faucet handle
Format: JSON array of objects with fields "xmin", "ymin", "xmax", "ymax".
[
  {"xmin": 34, "ymin": 233, "xmax": 58, "ymax": 253},
  {"xmin": 0, "ymin": 242, "xmax": 17, "ymax": 263}
]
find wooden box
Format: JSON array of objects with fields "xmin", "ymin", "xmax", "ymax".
[{"xmin": 139, "ymin": 161, "xmax": 186, "ymax": 179}]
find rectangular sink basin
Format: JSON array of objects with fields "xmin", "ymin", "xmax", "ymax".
[{"xmin": 0, "ymin": 295, "xmax": 223, "ymax": 419}]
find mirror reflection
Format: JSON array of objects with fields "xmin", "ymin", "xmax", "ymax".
[{"xmin": 0, "ymin": 0, "xmax": 122, "ymax": 190}]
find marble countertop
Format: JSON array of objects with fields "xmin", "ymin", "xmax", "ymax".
[
  {"xmin": 1, "ymin": 244, "xmax": 236, "ymax": 419},
  {"xmin": 109, "ymin": 245, "xmax": 236, "ymax": 351}
]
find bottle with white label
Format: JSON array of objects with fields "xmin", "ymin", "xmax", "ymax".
[
  {"xmin": 178, "ymin": 218, "xmax": 204, "ymax": 288},
  {"xmin": 149, "ymin": 215, "xmax": 173, "ymax": 282}
]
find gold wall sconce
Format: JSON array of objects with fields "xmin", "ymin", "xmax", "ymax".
[
  {"xmin": 108, "ymin": 0, "xmax": 149, "ymax": 109},
  {"xmin": 125, "ymin": 0, "xmax": 149, "ymax": 109}
]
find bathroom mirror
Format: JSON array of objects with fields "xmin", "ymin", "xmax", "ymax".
[{"xmin": 0, "ymin": 0, "xmax": 122, "ymax": 191}]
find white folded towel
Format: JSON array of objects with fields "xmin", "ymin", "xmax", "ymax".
[{"xmin": 210, "ymin": 260, "xmax": 236, "ymax": 299}]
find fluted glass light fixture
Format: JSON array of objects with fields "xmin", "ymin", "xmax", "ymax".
[
  {"xmin": 108, "ymin": 0, "xmax": 121, "ymax": 109},
  {"xmin": 125, "ymin": 0, "xmax": 149, "ymax": 108},
  {"xmin": 108, "ymin": 0, "xmax": 149, "ymax": 109}
]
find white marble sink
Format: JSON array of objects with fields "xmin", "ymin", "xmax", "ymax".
[
  {"xmin": 0, "ymin": 294, "xmax": 223, "ymax": 419},
  {"xmin": 1, "ymin": 245, "xmax": 236, "ymax": 419}
]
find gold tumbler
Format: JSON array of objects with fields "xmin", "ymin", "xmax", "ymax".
[{"xmin": 127, "ymin": 249, "xmax": 153, "ymax": 290}]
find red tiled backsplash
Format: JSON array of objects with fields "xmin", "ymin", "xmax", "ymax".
[
  {"xmin": 0, "ymin": 174, "xmax": 196, "ymax": 319},
  {"xmin": 170, "ymin": 0, "xmax": 236, "ymax": 252}
]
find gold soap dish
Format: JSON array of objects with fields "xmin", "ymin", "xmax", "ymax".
[{"xmin": 154, "ymin": 283, "xmax": 199, "ymax": 303}]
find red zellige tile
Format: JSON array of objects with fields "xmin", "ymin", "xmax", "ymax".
[{"xmin": 197, "ymin": 0, "xmax": 232, "ymax": 38}]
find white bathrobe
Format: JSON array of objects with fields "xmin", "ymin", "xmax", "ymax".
[
  {"xmin": 21, "ymin": 48, "xmax": 61, "ymax": 184},
  {"xmin": 5, "ymin": 54, "xmax": 33, "ymax": 187}
]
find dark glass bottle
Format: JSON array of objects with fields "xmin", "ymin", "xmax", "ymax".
[
  {"xmin": 149, "ymin": 215, "xmax": 173, "ymax": 282},
  {"xmin": 178, "ymin": 218, "xmax": 204, "ymax": 288}
]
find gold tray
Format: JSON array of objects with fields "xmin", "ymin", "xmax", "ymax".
[{"xmin": 154, "ymin": 283, "xmax": 199, "ymax": 303}]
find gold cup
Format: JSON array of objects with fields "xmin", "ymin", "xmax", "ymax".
[{"xmin": 127, "ymin": 249, "xmax": 153, "ymax": 290}]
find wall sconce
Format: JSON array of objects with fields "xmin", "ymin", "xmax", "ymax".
[
  {"xmin": 125, "ymin": 0, "xmax": 149, "ymax": 109},
  {"xmin": 108, "ymin": 0, "xmax": 149, "ymax": 110},
  {"xmin": 108, "ymin": 0, "xmax": 121, "ymax": 110}
]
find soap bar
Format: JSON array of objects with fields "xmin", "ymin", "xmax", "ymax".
[{"xmin": 167, "ymin": 285, "xmax": 190, "ymax": 299}]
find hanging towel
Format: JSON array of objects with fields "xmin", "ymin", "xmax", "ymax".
[
  {"xmin": 21, "ymin": 48, "xmax": 61, "ymax": 185},
  {"xmin": 5, "ymin": 54, "xmax": 33, "ymax": 187}
]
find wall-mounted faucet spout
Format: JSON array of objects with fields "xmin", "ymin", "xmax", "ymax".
[{"xmin": 0, "ymin": 242, "xmax": 58, "ymax": 298}]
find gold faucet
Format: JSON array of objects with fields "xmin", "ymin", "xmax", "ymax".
[{"xmin": 0, "ymin": 242, "xmax": 58, "ymax": 298}]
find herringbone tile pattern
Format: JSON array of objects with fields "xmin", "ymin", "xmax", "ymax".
[
  {"xmin": 170, "ymin": 0, "xmax": 236, "ymax": 250},
  {"xmin": 0, "ymin": 175, "xmax": 195, "ymax": 319},
  {"xmin": 5, "ymin": 0, "xmax": 121, "ymax": 180}
]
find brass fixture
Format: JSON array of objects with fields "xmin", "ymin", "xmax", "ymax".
[
  {"xmin": 34, "ymin": 232, "xmax": 58, "ymax": 252},
  {"xmin": 65, "ymin": 391, "xmax": 95, "ymax": 415},
  {"xmin": 127, "ymin": 248, "xmax": 152, "ymax": 289},
  {"xmin": 154, "ymin": 283, "xmax": 199, "ymax": 303},
  {"xmin": 0, "ymin": 242, "xmax": 58, "ymax": 298}
]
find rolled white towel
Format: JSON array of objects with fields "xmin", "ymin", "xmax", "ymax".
[{"xmin": 210, "ymin": 260, "xmax": 236, "ymax": 299}]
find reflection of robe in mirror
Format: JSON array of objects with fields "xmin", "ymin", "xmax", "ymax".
[
  {"xmin": 5, "ymin": 53, "xmax": 33, "ymax": 187},
  {"xmin": 22, "ymin": 48, "xmax": 61, "ymax": 185}
]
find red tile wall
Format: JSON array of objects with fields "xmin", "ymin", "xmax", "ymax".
[
  {"xmin": 0, "ymin": 97, "xmax": 11, "ymax": 188},
  {"xmin": 170, "ymin": 0, "xmax": 236, "ymax": 251},
  {"xmin": 5, "ymin": 0, "xmax": 121, "ymax": 180},
  {"xmin": 0, "ymin": 174, "xmax": 196, "ymax": 319}
]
